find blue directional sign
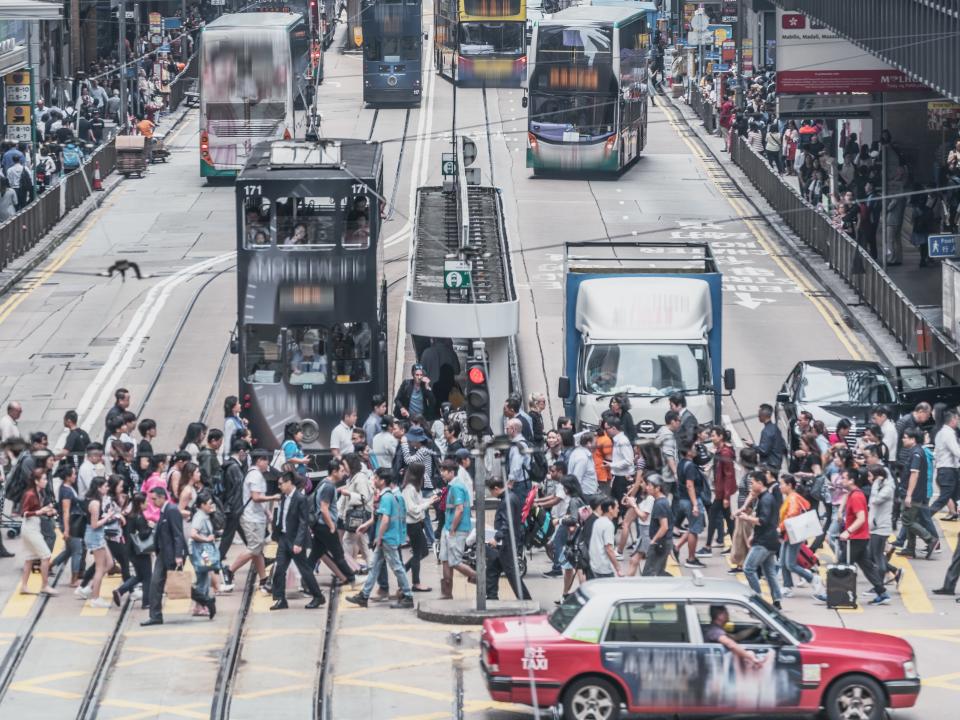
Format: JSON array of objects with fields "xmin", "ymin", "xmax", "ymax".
[{"xmin": 928, "ymin": 234, "xmax": 959, "ymax": 259}]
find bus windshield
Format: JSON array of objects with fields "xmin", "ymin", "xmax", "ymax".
[
  {"xmin": 202, "ymin": 32, "xmax": 290, "ymax": 106},
  {"xmin": 530, "ymin": 92, "xmax": 615, "ymax": 139},
  {"xmin": 460, "ymin": 22, "xmax": 525, "ymax": 55},
  {"xmin": 537, "ymin": 25, "xmax": 612, "ymax": 62}
]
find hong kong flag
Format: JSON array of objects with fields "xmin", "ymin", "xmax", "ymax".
[{"xmin": 782, "ymin": 13, "xmax": 806, "ymax": 29}]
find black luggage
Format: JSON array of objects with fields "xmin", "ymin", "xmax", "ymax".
[{"xmin": 826, "ymin": 541, "xmax": 858, "ymax": 609}]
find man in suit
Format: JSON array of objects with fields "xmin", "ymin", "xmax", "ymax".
[
  {"xmin": 271, "ymin": 472, "xmax": 325, "ymax": 610},
  {"xmin": 484, "ymin": 476, "xmax": 531, "ymax": 601},
  {"xmin": 141, "ymin": 487, "xmax": 188, "ymax": 626},
  {"xmin": 755, "ymin": 403, "xmax": 786, "ymax": 471}
]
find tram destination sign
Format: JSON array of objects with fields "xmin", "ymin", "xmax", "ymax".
[
  {"xmin": 441, "ymin": 153, "xmax": 457, "ymax": 176},
  {"xmin": 443, "ymin": 260, "xmax": 472, "ymax": 289}
]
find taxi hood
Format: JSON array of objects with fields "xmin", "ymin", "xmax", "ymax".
[
  {"xmin": 482, "ymin": 614, "xmax": 562, "ymax": 646},
  {"xmin": 805, "ymin": 624, "xmax": 914, "ymax": 661}
]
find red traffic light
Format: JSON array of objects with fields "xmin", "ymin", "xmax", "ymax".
[{"xmin": 468, "ymin": 366, "xmax": 486, "ymax": 384}]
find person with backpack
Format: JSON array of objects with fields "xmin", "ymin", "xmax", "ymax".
[
  {"xmin": 218, "ymin": 440, "xmax": 249, "ymax": 571},
  {"xmin": 506, "ymin": 418, "xmax": 532, "ymax": 497},
  {"xmin": 51, "ymin": 464, "xmax": 84, "ymax": 585},
  {"xmin": 898, "ymin": 429, "xmax": 937, "ymax": 559},
  {"xmin": 198, "ymin": 429, "xmax": 224, "ymax": 491},
  {"xmin": 60, "ymin": 141, "xmax": 83, "ymax": 173},
  {"xmin": 224, "ymin": 450, "xmax": 278, "ymax": 595},
  {"xmin": 57, "ymin": 410, "xmax": 90, "ymax": 471},
  {"xmin": 674, "ymin": 441, "xmax": 710, "ymax": 569},
  {"xmin": 485, "ymin": 475, "xmax": 533, "ymax": 600},
  {"xmin": 642, "ymin": 475, "xmax": 674, "ymax": 577}
]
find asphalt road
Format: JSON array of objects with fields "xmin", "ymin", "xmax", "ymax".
[{"xmin": 0, "ymin": 15, "xmax": 956, "ymax": 720}]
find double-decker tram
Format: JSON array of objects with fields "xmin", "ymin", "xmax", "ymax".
[
  {"xmin": 526, "ymin": 5, "xmax": 649, "ymax": 173},
  {"xmin": 241, "ymin": 0, "xmax": 340, "ymax": 48},
  {"xmin": 434, "ymin": 0, "xmax": 527, "ymax": 85},
  {"xmin": 235, "ymin": 139, "xmax": 387, "ymax": 456},
  {"xmin": 361, "ymin": 0, "xmax": 423, "ymax": 105},
  {"xmin": 199, "ymin": 13, "xmax": 312, "ymax": 178}
]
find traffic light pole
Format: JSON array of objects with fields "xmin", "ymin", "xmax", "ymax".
[{"xmin": 474, "ymin": 446, "xmax": 487, "ymax": 612}]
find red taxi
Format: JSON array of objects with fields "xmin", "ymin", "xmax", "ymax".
[{"xmin": 481, "ymin": 577, "xmax": 919, "ymax": 720}]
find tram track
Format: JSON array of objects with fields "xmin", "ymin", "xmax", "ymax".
[{"xmin": 0, "ymin": 257, "xmax": 235, "ymax": 717}]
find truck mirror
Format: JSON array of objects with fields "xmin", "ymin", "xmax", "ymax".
[
  {"xmin": 723, "ymin": 368, "xmax": 736, "ymax": 392},
  {"xmin": 521, "ymin": 95, "xmax": 528, "ymax": 109},
  {"xmin": 558, "ymin": 376, "xmax": 570, "ymax": 399},
  {"xmin": 230, "ymin": 335, "xmax": 239, "ymax": 355},
  {"xmin": 776, "ymin": 391, "xmax": 789, "ymax": 404}
]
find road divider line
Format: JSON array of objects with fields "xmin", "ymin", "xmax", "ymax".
[{"xmin": 888, "ymin": 554, "xmax": 935, "ymax": 613}]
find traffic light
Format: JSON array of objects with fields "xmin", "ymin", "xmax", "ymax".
[{"xmin": 465, "ymin": 359, "xmax": 490, "ymax": 435}]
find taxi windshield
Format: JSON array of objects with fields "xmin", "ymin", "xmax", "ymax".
[
  {"xmin": 753, "ymin": 594, "xmax": 812, "ymax": 642},
  {"xmin": 548, "ymin": 590, "xmax": 586, "ymax": 633}
]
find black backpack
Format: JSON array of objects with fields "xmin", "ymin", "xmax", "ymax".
[
  {"xmin": 69, "ymin": 497, "xmax": 90, "ymax": 537},
  {"xmin": 527, "ymin": 449, "xmax": 548, "ymax": 484},
  {"xmin": 3, "ymin": 453, "xmax": 29, "ymax": 503}
]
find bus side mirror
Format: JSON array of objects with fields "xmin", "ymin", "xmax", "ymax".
[
  {"xmin": 558, "ymin": 376, "xmax": 570, "ymax": 399},
  {"xmin": 230, "ymin": 335, "xmax": 239, "ymax": 355},
  {"xmin": 521, "ymin": 95, "xmax": 528, "ymax": 109},
  {"xmin": 723, "ymin": 368, "xmax": 736, "ymax": 392}
]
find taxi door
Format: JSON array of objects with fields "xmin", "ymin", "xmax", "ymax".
[
  {"xmin": 687, "ymin": 601, "xmax": 805, "ymax": 713},
  {"xmin": 598, "ymin": 600, "xmax": 705, "ymax": 714}
]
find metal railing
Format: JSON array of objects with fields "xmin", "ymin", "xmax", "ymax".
[
  {"xmin": 730, "ymin": 134, "xmax": 960, "ymax": 377},
  {"xmin": 0, "ymin": 140, "xmax": 117, "ymax": 272},
  {"xmin": 690, "ymin": 88, "xmax": 716, "ymax": 134},
  {"xmin": 168, "ymin": 53, "xmax": 199, "ymax": 112}
]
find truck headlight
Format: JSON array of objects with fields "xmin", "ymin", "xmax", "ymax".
[{"xmin": 902, "ymin": 659, "xmax": 918, "ymax": 679}]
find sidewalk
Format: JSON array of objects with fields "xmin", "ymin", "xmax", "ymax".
[
  {"xmin": 0, "ymin": 102, "xmax": 195, "ymax": 301},
  {"xmin": 662, "ymin": 86, "xmax": 912, "ymax": 367}
]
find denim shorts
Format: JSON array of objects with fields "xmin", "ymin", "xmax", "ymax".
[{"xmin": 676, "ymin": 498, "xmax": 706, "ymax": 535}]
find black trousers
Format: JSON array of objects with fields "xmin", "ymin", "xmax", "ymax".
[
  {"xmin": 485, "ymin": 544, "xmax": 531, "ymax": 601},
  {"xmin": 930, "ymin": 467, "xmax": 959, "ymax": 515},
  {"xmin": 118, "ymin": 552, "xmax": 153, "ymax": 608},
  {"xmin": 147, "ymin": 559, "xmax": 177, "ymax": 621},
  {"xmin": 706, "ymin": 498, "xmax": 734, "ymax": 546},
  {"xmin": 107, "ymin": 537, "xmax": 130, "ymax": 581},
  {"xmin": 846, "ymin": 538, "xmax": 886, "ymax": 596},
  {"xmin": 941, "ymin": 531, "xmax": 960, "ymax": 592},
  {"xmin": 308, "ymin": 524, "xmax": 354, "ymax": 580},
  {"xmin": 404, "ymin": 521, "xmax": 428, "ymax": 585},
  {"xmin": 273, "ymin": 535, "xmax": 323, "ymax": 601},
  {"xmin": 218, "ymin": 512, "xmax": 247, "ymax": 561}
]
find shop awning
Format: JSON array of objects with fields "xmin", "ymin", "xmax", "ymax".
[
  {"xmin": 0, "ymin": 1, "xmax": 63, "ymax": 21},
  {"xmin": 0, "ymin": 44, "xmax": 28, "ymax": 77}
]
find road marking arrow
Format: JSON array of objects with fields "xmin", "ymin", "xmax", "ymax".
[{"xmin": 734, "ymin": 292, "xmax": 775, "ymax": 310}]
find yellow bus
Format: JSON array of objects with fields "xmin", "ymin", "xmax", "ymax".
[{"xmin": 434, "ymin": 0, "xmax": 527, "ymax": 85}]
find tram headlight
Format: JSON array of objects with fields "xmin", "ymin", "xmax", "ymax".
[
  {"xmin": 301, "ymin": 419, "xmax": 321, "ymax": 444},
  {"xmin": 387, "ymin": 75, "xmax": 398, "ymax": 87}
]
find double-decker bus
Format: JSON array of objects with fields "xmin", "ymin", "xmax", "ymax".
[
  {"xmin": 526, "ymin": 5, "xmax": 649, "ymax": 173},
  {"xmin": 361, "ymin": 0, "xmax": 423, "ymax": 105},
  {"xmin": 235, "ymin": 139, "xmax": 386, "ymax": 456},
  {"xmin": 200, "ymin": 13, "xmax": 313, "ymax": 179},
  {"xmin": 434, "ymin": 0, "xmax": 527, "ymax": 85}
]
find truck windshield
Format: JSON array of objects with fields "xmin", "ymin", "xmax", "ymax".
[
  {"xmin": 583, "ymin": 343, "xmax": 711, "ymax": 396},
  {"xmin": 798, "ymin": 366, "xmax": 896, "ymax": 405}
]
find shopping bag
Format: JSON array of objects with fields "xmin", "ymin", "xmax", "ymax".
[
  {"xmin": 165, "ymin": 568, "xmax": 193, "ymax": 600},
  {"xmin": 785, "ymin": 510, "xmax": 821, "ymax": 544}
]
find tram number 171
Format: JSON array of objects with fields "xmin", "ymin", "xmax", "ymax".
[{"xmin": 243, "ymin": 184, "xmax": 263, "ymax": 196}]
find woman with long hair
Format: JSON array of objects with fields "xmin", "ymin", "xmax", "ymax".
[
  {"xmin": 180, "ymin": 422, "xmax": 207, "ymax": 462},
  {"xmin": 177, "ymin": 462, "xmax": 201, "ymax": 532},
  {"xmin": 83, "ymin": 478, "xmax": 119, "ymax": 608},
  {"xmin": 189, "ymin": 491, "xmax": 219, "ymax": 618},
  {"xmin": 52, "ymin": 464, "xmax": 85, "ymax": 586},
  {"xmin": 281, "ymin": 421, "xmax": 311, "ymax": 480},
  {"xmin": 778, "ymin": 474, "xmax": 822, "ymax": 597},
  {"xmin": 401, "ymin": 463, "xmax": 436, "ymax": 592},
  {"xmin": 222, "ymin": 395, "xmax": 245, "ymax": 462},
  {"xmin": 18, "ymin": 467, "xmax": 58, "ymax": 595},
  {"xmin": 113, "ymin": 492, "xmax": 154, "ymax": 608},
  {"xmin": 608, "ymin": 395, "xmax": 636, "ymax": 444},
  {"xmin": 340, "ymin": 452, "xmax": 374, "ymax": 573},
  {"xmin": 103, "ymin": 475, "xmax": 131, "ymax": 586}
]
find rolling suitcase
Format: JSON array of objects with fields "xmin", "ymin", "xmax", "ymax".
[{"xmin": 826, "ymin": 541, "xmax": 858, "ymax": 609}]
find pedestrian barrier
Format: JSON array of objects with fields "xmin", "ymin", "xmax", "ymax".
[
  {"xmin": 690, "ymin": 89, "xmax": 716, "ymax": 134},
  {"xmin": 730, "ymin": 134, "xmax": 960, "ymax": 378},
  {"xmin": 168, "ymin": 52, "xmax": 199, "ymax": 113},
  {"xmin": 0, "ymin": 139, "xmax": 117, "ymax": 272}
]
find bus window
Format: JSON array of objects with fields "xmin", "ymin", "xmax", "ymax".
[
  {"xmin": 244, "ymin": 197, "xmax": 272, "ymax": 248},
  {"xmin": 344, "ymin": 196, "xmax": 371, "ymax": 250},
  {"xmin": 244, "ymin": 326, "xmax": 284, "ymax": 384},
  {"xmin": 287, "ymin": 327, "xmax": 329, "ymax": 385},
  {"xmin": 277, "ymin": 196, "xmax": 338, "ymax": 249},
  {"xmin": 330, "ymin": 322, "xmax": 372, "ymax": 383}
]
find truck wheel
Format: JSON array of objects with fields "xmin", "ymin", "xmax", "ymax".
[
  {"xmin": 824, "ymin": 674, "xmax": 885, "ymax": 720},
  {"xmin": 562, "ymin": 677, "xmax": 621, "ymax": 720}
]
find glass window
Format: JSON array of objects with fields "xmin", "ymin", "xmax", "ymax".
[
  {"xmin": 244, "ymin": 325, "xmax": 284, "ymax": 384},
  {"xmin": 344, "ymin": 195, "xmax": 372, "ymax": 249},
  {"xmin": 286, "ymin": 326, "xmax": 329, "ymax": 386},
  {"xmin": 464, "ymin": 0, "xmax": 522, "ymax": 16},
  {"xmin": 276, "ymin": 195, "xmax": 338, "ymax": 249},
  {"xmin": 329, "ymin": 322, "xmax": 373, "ymax": 383},
  {"xmin": 459, "ymin": 22, "xmax": 525, "ymax": 55},
  {"xmin": 244, "ymin": 196, "xmax": 272, "ymax": 248},
  {"xmin": 691, "ymin": 602, "xmax": 774, "ymax": 646},
  {"xmin": 583, "ymin": 343, "xmax": 711, "ymax": 396},
  {"xmin": 603, "ymin": 601, "xmax": 688, "ymax": 644},
  {"xmin": 548, "ymin": 590, "xmax": 586, "ymax": 633},
  {"xmin": 797, "ymin": 366, "xmax": 896, "ymax": 405}
]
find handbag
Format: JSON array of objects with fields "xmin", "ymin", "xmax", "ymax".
[
  {"xmin": 190, "ymin": 541, "xmax": 221, "ymax": 571},
  {"xmin": 344, "ymin": 502, "xmax": 371, "ymax": 533},
  {"xmin": 785, "ymin": 509, "xmax": 821, "ymax": 545},
  {"xmin": 131, "ymin": 529, "xmax": 156, "ymax": 556}
]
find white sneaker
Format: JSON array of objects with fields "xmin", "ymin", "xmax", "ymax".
[
  {"xmin": 812, "ymin": 577, "xmax": 824, "ymax": 595},
  {"xmin": 131, "ymin": 588, "xmax": 143, "ymax": 601},
  {"xmin": 88, "ymin": 598, "xmax": 111, "ymax": 609},
  {"xmin": 615, "ymin": 551, "xmax": 624, "ymax": 561},
  {"xmin": 796, "ymin": 578, "xmax": 808, "ymax": 588},
  {"xmin": 74, "ymin": 585, "xmax": 92, "ymax": 599},
  {"xmin": 218, "ymin": 583, "xmax": 235, "ymax": 593},
  {"xmin": 782, "ymin": 588, "xmax": 794, "ymax": 598}
]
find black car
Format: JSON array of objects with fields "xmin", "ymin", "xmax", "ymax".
[{"xmin": 775, "ymin": 360, "xmax": 960, "ymax": 453}]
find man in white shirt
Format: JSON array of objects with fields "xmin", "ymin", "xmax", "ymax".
[
  {"xmin": 77, "ymin": 443, "xmax": 106, "ymax": 497},
  {"xmin": 372, "ymin": 415, "xmax": 399, "ymax": 469},
  {"xmin": 569, "ymin": 432, "xmax": 598, "ymax": 496},
  {"xmin": 0, "ymin": 401, "xmax": 22, "ymax": 442},
  {"xmin": 329, "ymin": 407, "xmax": 357, "ymax": 458},
  {"xmin": 506, "ymin": 418, "xmax": 531, "ymax": 496},
  {"xmin": 606, "ymin": 418, "xmax": 635, "ymax": 505},
  {"xmin": 932, "ymin": 409, "xmax": 960, "ymax": 516},
  {"xmin": 871, "ymin": 406, "xmax": 899, "ymax": 464},
  {"xmin": 227, "ymin": 450, "xmax": 280, "ymax": 593},
  {"xmin": 588, "ymin": 498, "xmax": 621, "ymax": 578}
]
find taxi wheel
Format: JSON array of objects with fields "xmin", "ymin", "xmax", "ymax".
[
  {"xmin": 824, "ymin": 674, "xmax": 885, "ymax": 720},
  {"xmin": 562, "ymin": 676, "xmax": 621, "ymax": 720}
]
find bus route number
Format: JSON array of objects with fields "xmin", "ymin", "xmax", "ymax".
[{"xmin": 243, "ymin": 185, "xmax": 262, "ymax": 197}]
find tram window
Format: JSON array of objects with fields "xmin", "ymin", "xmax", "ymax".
[
  {"xmin": 330, "ymin": 322, "xmax": 372, "ymax": 383},
  {"xmin": 343, "ymin": 196, "xmax": 371, "ymax": 250},
  {"xmin": 287, "ymin": 327, "xmax": 329, "ymax": 386},
  {"xmin": 243, "ymin": 326, "xmax": 284, "ymax": 384},
  {"xmin": 277, "ymin": 196, "xmax": 338, "ymax": 249},
  {"xmin": 244, "ymin": 197, "xmax": 272, "ymax": 248}
]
